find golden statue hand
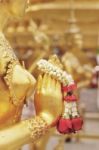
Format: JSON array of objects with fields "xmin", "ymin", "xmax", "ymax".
[
  {"xmin": 0, "ymin": 73, "xmax": 62, "ymax": 149},
  {"xmin": 34, "ymin": 74, "xmax": 63, "ymax": 126},
  {"xmin": 0, "ymin": 74, "xmax": 62, "ymax": 150}
]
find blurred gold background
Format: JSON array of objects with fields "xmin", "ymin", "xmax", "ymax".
[{"xmin": 3, "ymin": 0, "xmax": 99, "ymax": 150}]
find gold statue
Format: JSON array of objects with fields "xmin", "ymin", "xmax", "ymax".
[
  {"xmin": 62, "ymin": 33, "xmax": 93, "ymax": 88},
  {"xmin": 0, "ymin": 0, "xmax": 63, "ymax": 150}
]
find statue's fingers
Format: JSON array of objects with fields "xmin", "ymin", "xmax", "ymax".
[
  {"xmin": 55, "ymin": 81, "xmax": 60, "ymax": 91},
  {"xmin": 51, "ymin": 78, "xmax": 56, "ymax": 92},
  {"xmin": 47, "ymin": 75, "xmax": 51, "ymax": 90},
  {"xmin": 56, "ymin": 81, "xmax": 62, "ymax": 98},
  {"xmin": 36, "ymin": 75, "xmax": 42, "ymax": 93},
  {"xmin": 42, "ymin": 74, "xmax": 48, "ymax": 89}
]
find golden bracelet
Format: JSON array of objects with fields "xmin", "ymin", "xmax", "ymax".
[{"xmin": 25, "ymin": 116, "xmax": 49, "ymax": 142}]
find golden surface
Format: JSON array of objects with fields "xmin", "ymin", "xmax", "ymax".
[
  {"xmin": 26, "ymin": 116, "xmax": 48, "ymax": 141},
  {"xmin": 0, "ymin": 1, "xmax": 63, "ymax": 149},
  {"xmin": 27, "ymin": 0, "xmax": 99, "ymax": 49},
  {"xmin": 34, "ymin": 74, "xmax": 63, "ymax": 125},
  {"xmin": 0, "ymin": 32, "xmax": 36, "ymax": 129}
]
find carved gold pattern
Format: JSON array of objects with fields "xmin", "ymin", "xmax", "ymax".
[{"xmin": 26, "ymin": 116, "xmax": 49, "ymax": 141}]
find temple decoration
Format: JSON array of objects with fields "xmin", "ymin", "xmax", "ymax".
[
  {"xmin": 0, "ymin": 1, "xmax": 63, "ymax": 149},
  {"xmin": 37, "ymin": 55, "xmax": 83, "ymax": 134},
  {"xmin": 65, "ymin": 0, "xmax": 83, "ymax": 47}
]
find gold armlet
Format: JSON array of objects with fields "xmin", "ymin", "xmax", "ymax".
[
  {"xmin": 4, "ymin": 60, "xmax": 19, "ymax": 105},
  {"xmin": 26, "ymin": 116, "xmax": 49, "ymax": 142},
  {"xmin": 0, "ymin": 32, "xmax": 18, "ymax": 76}
]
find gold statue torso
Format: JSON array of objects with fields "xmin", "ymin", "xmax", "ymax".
[
  {"xmin": 62, "ymin": 51, "xmax": 93, "ymax": 83},
  {"xmin": 0, "ymin": 32, "xmax": 35, "ymax": 129}
]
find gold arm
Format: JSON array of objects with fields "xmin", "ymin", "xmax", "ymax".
[{"xmin": 0, "ymin": 116, "xmax": 48, "ymax": 150}]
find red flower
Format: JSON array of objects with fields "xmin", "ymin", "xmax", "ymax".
[
  {"xmin": 62, "ymin": 84, "xmax": 77, "ymax": 92},
  {"xmin": 57, "ymin": 118, "xmax": 72, "ymax": 134},
  {"xmin": 72, "ymin": 117, "xmax": 83, "ymax": 131},
  {"xmin": 64, "ymin": 95, "xmax": 77, "ymax": 102}
]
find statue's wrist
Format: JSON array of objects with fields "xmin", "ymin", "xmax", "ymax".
[
  {"xmin": 39, "ymin": 112, "xmax": 59, "ymax": 127},
  {"xmin": 25, "ymin": 116, "xmax": 49, "ymax": 142}
]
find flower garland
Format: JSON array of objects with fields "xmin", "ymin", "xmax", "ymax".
[{"xmin": 37, "ymin": 59, "xmax": 83, "ymax": 134}]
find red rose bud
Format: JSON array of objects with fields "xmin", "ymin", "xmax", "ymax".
[
  {"xmin": 57, "ymin": 118, "xmax": 72, "ymax": 134},
  {"xmin": 62, "ymin": 84, "xmax": 77, "ymax": 92},
  {"xmin": 64, "ymin": 95, "xmax": 77, "ymax": 102},
  {"xmin": 72, "ymin": 117, "xmax": 83, "ymax": 131}
]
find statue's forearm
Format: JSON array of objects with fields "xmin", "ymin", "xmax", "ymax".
[{"xmin": 0, "ymin": 116, "xmax": 48, "ymax": 150}]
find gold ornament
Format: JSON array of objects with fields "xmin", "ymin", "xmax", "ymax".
[
  {"xmin": 4, "ymin": 60, "xmax": 20, "ymax": 105},
  {"xmin": 26, "ymin": 116, "xmax": 49, "ymax": 142},
  {"xmin": 0, "ymin": 32, "xmax": 23, "ymax": 105}
]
